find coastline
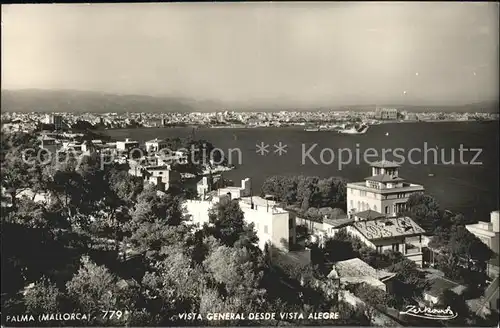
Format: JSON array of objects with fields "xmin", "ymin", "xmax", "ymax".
[
  {"xmin": 101, "ymin": 119, "xmax": 498, "ymax": 131},
  {"xmin": 181, "ymin": 164, "xmax": 235, "ymax": 179},
  {"xmin": 372, "ymin": 119, "xmax": 497, "ymax": 124}
]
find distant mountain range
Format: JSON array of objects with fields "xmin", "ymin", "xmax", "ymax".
[
  {"xmin": 1, "ymin": 89, "xmax": 498, "ymax": 113},
  {"xmin": 0, "ymin": 89, "xmax": 222, "ymax": 113},
  {"xmin": 333, "ymin": 103, "xmax": 499, "ymax": 113}
]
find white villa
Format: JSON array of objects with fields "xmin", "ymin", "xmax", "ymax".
[
  {"xmin": 347, "ymin": 160, "xmax": 425, "ymax": 217},
  {"xmin": 184, "ymin": 178, "xmax": 310, "ymax": 264}
]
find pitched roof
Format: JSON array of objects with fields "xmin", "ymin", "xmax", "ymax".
[
  {"xmin": 354, "ymin": 209, "xmax": 385, "ymax": 220},
  {"xmin": 329, "ymin": 258, "xmax": 395, "ymax": 281},
  {"xmin": 369, "ymin": 160, "xmax": 401, "ymax": 168},
  {"xmin": 353, "ymin": 216, "xmax": 425, "ymax": 240},
  {"xmin": 365, "ymin": 174, "xmax": 405, "ymax": 183}
]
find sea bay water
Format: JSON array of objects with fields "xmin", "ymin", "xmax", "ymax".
[{"xmin": 104, "ymin": 122, "xmax": 499, "ymax": 221}]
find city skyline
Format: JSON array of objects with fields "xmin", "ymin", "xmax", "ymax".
[{"xmin": 2, "ymin": 2, "xmax": 499, "ymax": 108}]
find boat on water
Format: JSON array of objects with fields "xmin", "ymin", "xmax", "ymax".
[
  {"xmin": 385, "ymin": 132, "xmax": 389, "ymax": 136},
  {"xmin": 338, "ymin": 123, "xmax": 369, "ymax": 134},
  {"xmin": 304, "ymin": 128, "xmax": 320, "ymax": 132}
]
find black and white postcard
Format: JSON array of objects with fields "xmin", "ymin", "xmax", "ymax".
[{"xmin": 1, "ymin": 2, "xmax": 499, "ymax": 327}]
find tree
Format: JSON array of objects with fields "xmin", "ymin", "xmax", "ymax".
[
  {"xmin": 1, "ymin": 151, "xmax": 35, "ymax": 209},
  {"xmin": 352, "ymin": 283, "xmax": 388, "ymax": 324},
  {"xmin": 130, "ymin": 184, "xmax": 184, "ymax": 226},
  {"xmin": 204, "ymin": 246, "xmax": 264, "ymax": 297},
  {"xmin": 386, "ymin": 258, "xmax": 428, "ymax": 305},
  {"xmin": 440, "ymin": 290, "xmax": 469, "ymax": 326},
  {"xmin": 107, "ymin": 166, "xmax": 144, "ymax": 207},
  {"xmin": 404, "ymin": 193, "xmax": 442, "ymax": 232},
  {"xmin": 127, "ymin": 222, "xmax": 189, "ymax": 261},
  {"xmin": 260, "ymin": 175, "xmax": 347, "ymax": 210},
  {"xmin": 141, "ymin": 245, "xmax": 206, "ymax": 325},
  {"xmin": 198, "ymin": 287, "xmax": 244, "ymax": 326},
  {"xmin": 323, "ymin": 234, "xmax": 357, "ymax": 263},
  {"xmin": 448, "ymin": 226, "xmax": 493, "ymax": 264},
  {"xmin": 297, "ymin": 176, "xmax": 320, "ymax": 210},
  {"xmin": 207, "ymin": 200, "xmax": 258, "ymax": 249},
  {"xmin": 428, "ymin": 226, "xmax": 451, "ymax": 250},
  {"xmin": 432, "ymin": 225, "xmax": 493, "ymax": 285},
  {"xmin": 66, "ymin": 256, "xmax": 121, "ymax": 319},
  {"xmin": 23, "ymin": 277, "xmax": 62, "ymax": 314},
  {"xmin": 1, "ymin": 201, "xmax": 84, "ymax": 296},
  {"xmin": 52, "ymin": 169, "xmax": 87, "ymax": 214}
]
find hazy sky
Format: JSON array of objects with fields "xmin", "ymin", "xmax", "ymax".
[{"xmin": 2, "ymin": 2, "xmax": 499, "ymax": 106}]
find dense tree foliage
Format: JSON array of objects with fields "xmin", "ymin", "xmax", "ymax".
[
  {"xmin": 349, "ymin": 283, "xmax": 389, "ymax": 323},
  {"xmin": 402, "ymin": 193, "xmax": 442, "ymax": 232},
  {"xmin": 403, "ymin": 191, "xmax": 497, "ymax": 325},
  {"xmin": 261, "ymin": 175, "xmax": 347, "ymax": 214},
  {"xmin": 429, "ymin": 224, "xmax": 493, "ymax": 294},
  {"xmin": 2, "ymin": 131, "xmax": 370, "ymax": 327}
]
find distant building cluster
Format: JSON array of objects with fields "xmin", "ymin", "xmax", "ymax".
[
  {"xmin": 375, "ymin": 108, "xmax": 399, "ymax": 120},
  {"xmin": 1, "ymin": 109, "xmax": 498, "ymax": 134},
  {"xmin": 44, "ymin": 114, "xmax": 64, "ymax": 130}
]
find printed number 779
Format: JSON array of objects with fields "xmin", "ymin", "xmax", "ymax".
[{"xmin": 102, "ymin": 310, "xmax": 123, "ymax": 319}]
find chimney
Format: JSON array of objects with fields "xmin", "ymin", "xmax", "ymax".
[{"xmin": 491, "ymin": 210, "xmax": 499, "ymax": 233}]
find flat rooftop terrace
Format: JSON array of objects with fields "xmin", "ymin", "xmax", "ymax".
[{"xmin": 347, "ymin": 182, "xmax": 424, "ymax": 194}]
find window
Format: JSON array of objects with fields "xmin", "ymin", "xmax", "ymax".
[
  {"xmin": 360, "ymin": 191, "xmax": 367, "ymax": 197},
  {"xmin": 392, "ymin": 243, "xmax": 400, "ymax": 252},
  {"xmin": 350, "ymin": 200, "xmax": 353, "ymax": 208},
  {"xmin": 385, "ymin": 206, "xmax": 389, "ymax": 214},
  {"xmin": 376, "ymin": 246, "xmax": 383, "ymax": 253},
  {"xmin": 264, "ymin": 225, "xmax": 268, "ymax": 234}
]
